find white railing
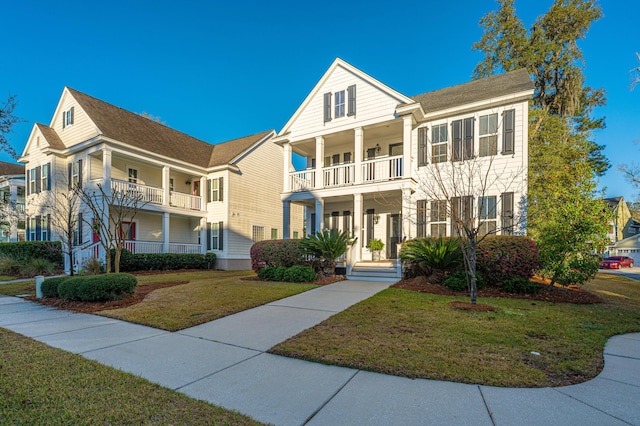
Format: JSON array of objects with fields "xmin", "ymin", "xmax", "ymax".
[
  {"xmin": 112, "ymin": 180, "xmax": 163, "ymax": 205},
  {"xmin": 362, "ymin": 155, "xmax": 403, "ymax": 183},
  {"xmin": 72, "ymin": 242, "xmax": 101, "ymax": 272},
  {"xmin": 123, "ymin": 240, "xmax": 202, "ymax": 254},
  {"xmin": 289, "ymin": 170, "xmax": 315, "ymax": 192},
  {"xmin": 170, "ymin": 191, "xmax": 202, "ymax": 210},
  {"xmin": 323, "ymin": 163, "xmax": 355, "ymax": 188}
]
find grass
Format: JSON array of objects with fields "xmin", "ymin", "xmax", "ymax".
[
  {"xmin": 0, "ymin": 328, "xmax": 261, "ymax": 425},
  {"xmin": 99, "ymin": 270, "xmax": 318, "ymax": 331},
  {"xmin": 0, "ymin": 279, "xmax": 35, "ymax": 296},
  {"xmin": 270, "ymin": 273, "xmax": 640, "ymax": 388}
]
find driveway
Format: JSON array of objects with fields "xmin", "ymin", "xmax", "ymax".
[{"xmin": 599, "ymin": 266, "xmax": 640, "ymax": 282}]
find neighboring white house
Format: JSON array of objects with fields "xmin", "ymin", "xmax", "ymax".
[
  {"xmin": 0, "ymin": 161, "xmax": 26, "ymax": 242},
  {"xmin": 20, "ymin": 87, "xmax": 303, "ymax": 271},
  {"xmin": 273, "ymin": 58, "xmax": 534, "ymax": 279}
]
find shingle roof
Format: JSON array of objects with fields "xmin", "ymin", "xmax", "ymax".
[
  {"xmin": 409, "ymin": 69, "xmax": 534, "ymax": 113},
  {"xmin": 35, "ymin": 123, "xmax": 66, "ymax": 150},
  {"xmin": 0, "ymin": 161, "xmax": 24, "ymax": 176},
  {"xmin": 67, "ymin": 87, "xmax": 272, "ymax": 169}
]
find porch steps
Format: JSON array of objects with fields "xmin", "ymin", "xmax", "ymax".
[{"xmin": 347, "ymin": 261, "xmax": 401, "ymax": 283}]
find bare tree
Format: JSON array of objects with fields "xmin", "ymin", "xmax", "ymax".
[
  {"xmin": 414, "ymin": 142, "xmax": 525, "ymax": 304},
  {"xmin": 631, "ymin": 52, "xmax": 640, "ymax": 91},
  {"xmin": 0, "ymin": 200, "xmax": 23, "ymax": 241},
  {"xmin": 0, "ymin": 94, "xmax": 22, "ymax": 159},
  {"xmin": 74, "ymin": 182, "xmax": 147, "ymax": 273}
]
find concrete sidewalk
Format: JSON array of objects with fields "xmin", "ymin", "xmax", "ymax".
[{"xmin": 1, "ymin": 280, "xmax": 639, "ymax": 425}]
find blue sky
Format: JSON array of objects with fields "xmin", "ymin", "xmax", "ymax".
[{"xmin": 1, "ymin": 0, "xmax": 637, "ymax": 200}]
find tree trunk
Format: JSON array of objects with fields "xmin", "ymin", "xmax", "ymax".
[
  {"xmin": 68, "ymin": 251, "xmax": 74, "ymax": 276},
  {"xmin": 469, "ymin": 238, "xmax": 477, "ymax": 304},
  {"xmin": 322, "ymin": 259, "xmax": 336, "ymax": 277},
  {"xmin": 114, "ymin": 246, "xmax": 122, "ymax": 274}
]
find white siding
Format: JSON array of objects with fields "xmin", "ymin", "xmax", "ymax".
[{"xmin": 50, "ymin": 90, "xmax": 100, "ymax": 147}]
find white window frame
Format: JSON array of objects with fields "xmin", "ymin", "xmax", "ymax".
[
  {"xmin": 252, "ymin": 225, "xmax": 265, "ymax": 242},
  {"xmin": 29, "ymin": 169, "xmax": 36, "ymax": 194},
  {"xmin": 334, "ymin": 90, "xmax": 345, "ymax": 118},
  {"xmin": 478, "ymin": 196, "xmax": 497, "ymax": 236},
  {"xmin": 430, "ymin": 200, "xmax": 447, "ymax": 237},
  {"xmin": 431, "ymin": 123, "xmax": 448, "ymax": 163},
  {"xmin": 65, "ymin": 109, "xmax": 73, "ymax": 126},
  {"xmin": 72, "ymin": 161, "xmax": 80, "ymax": 187},
  {"xmin": 479, "ymin": 113, "xmax": 498, "ymax": 157},
  {"xmin": 41, "ymin": 216, "xmax": 48, "ymax": 241},
  {"xmin": 29, "ymin": 217, "xmax": 36, "ymax": 241},
  {"xmin": 211, "ymin": 222, "xmax": 219, "ymax": 250},
  {"xmin": 41, "ymin": 164, "xmax": 49, "ymax": 192},
  {"xmin": 128, "ymin": 167, "xmax": 138, "ymax": 184},
  {"xmin": 210, "ymin": 178, "xmax": 221, "ymax": 202}
]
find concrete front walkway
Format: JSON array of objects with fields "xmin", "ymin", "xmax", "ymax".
[{"xmin": 1, "ymin": 279, "xmax": 640, "ymax": 425}]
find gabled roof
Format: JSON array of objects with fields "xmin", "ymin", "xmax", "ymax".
[
  {"xmin": 0, "ymin": 161, "xmax": 24, "ymax": 176},
  {"xmin": 64, "ymin": 88, "xmax": 272, "ymax": 169},
  {"xmin": 409, "ymin": 69, "xmax": 534, "ymax": 112},
  {"xmin": 604, "ymin": 196, "xmax": 623, "ymax": 208},
  {"xmin": 35, "ymin": 123, "xmax": 66, "ymax": 150}
]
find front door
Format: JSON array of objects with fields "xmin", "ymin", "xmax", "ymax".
[
  {"xmin": 121, "ymin": 221, "xmax": 136, "ymax": 253},
  {"xmin": 388, "ymin": 214, "xmax": 401, "ymax": 259}
]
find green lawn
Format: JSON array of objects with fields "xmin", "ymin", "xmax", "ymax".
[
  {"xmin": 270, "ymin": 273, "xmax": 640, "ymax": 387},
  {"xmin": 0, "ymin": 328, "xmax": 261, "ymax": 425},
  {"xmin": 98, "ymin": 270, "xmax": 318, "ymax": 331},
  {"xmin": 0, "ymin": 279, "xmax": 35, "ymax": 296}
]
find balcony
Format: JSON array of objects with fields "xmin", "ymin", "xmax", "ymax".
[
  {"xmin": 288, "ymin": 155, "xmax": 404, "ymax": 192},
  {"xmin": 109, "ymin": 179, "xmax": 202, "ymax": 211}
]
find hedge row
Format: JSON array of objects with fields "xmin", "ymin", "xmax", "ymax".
[
  {"xmin": 0, "ymin": 241, "xmax": 63, "ymax": 267},
  {"xmin": 46, "ymin": 274, "xmax": 137, "ymax": 302},
  {"xmin": 476, "ymin": 236, "xmax": 539, "ymax": 286},
  {"xmin": 112, "ymin": 250, "xmax": 217, "ymax": 272},
  {"xmin": 250, "ymin": 239, "xmax": 306, "ymax": 272},
  {"xmin": 257, "ymin": 265, "xmax": 317, "ymax": 282}
]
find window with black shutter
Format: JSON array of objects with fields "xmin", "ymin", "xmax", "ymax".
[
  {"xmin": 323, "ymin": 92, "xmax": 332, "ymax": 123},
  {"xmin": 501, "ymin": 192, "xmax": 514, "ymax": 234},
  {"xmin": 502, "ymin": 109, "xmax": 515, "ymax": 154},
  {"xmin": 418, "ymin": 127, "xmax": 428, "ymax": 167},
  {"xmin": 347, "ymin": 85, "xmax": 356, "ymax": 116}
]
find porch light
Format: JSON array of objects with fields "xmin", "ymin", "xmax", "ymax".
[
  {"xmin": 185, "ymin": 179, "xmax": 191, "ymax": 185},
  {"xmin": 375, "ymin": 144, "xmax": 381, "ymax": 154},
  {"xmin": 374, "ymin": 214, "xmax": 380, "ymax": 224}
]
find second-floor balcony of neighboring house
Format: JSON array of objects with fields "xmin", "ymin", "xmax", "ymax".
[{"xmin": 109, "ymin": 179, "xmax": 203, "ymax": 211}]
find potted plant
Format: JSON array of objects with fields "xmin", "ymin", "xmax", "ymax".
[{"xmin": 368, "ymin": 238, "xmax": 384, "ymax": 261}]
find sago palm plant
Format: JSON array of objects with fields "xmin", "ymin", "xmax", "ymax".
[
  {"xmin": 300, "ymin": 230, "xmax": 356, "ymax": 277},
  {"xmin": 399, "ymin": 237, "xmax": 463, "ymax": 276}
]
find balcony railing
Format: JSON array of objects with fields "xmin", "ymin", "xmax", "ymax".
[
  {"xmin": 170, "ymin": 191, "xmax": 202, "ymax": 211},
  {"xmin": 123, "ymin": 240, "xmax": 202, "ymax": 254},
  {"xmin": 112, "ymin": 180, "xmax": 163, "ymax": 205},
  {"xmin": 287, "ymin": 155, "xmax": 404, "ymax": 192}
]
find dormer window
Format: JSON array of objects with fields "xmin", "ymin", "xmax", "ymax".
[
  {"xmin": 62, "ymin": 107, "xmax": 74, "ymax": 128},
  {"xmin": 335, "ymin": 90, "xmax": 345, "ymax": 118},
  {"xmin": 323, "ymin": 84, "xmax": 356, "ymax": 123}
]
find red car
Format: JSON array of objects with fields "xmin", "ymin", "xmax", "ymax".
[{"xmin": 600, "ymin": 256, "xmax": 635, "ymax": 269}]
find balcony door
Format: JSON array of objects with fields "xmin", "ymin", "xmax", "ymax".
[
  {"xmin": 121, "ymin": 221, "xmax": 136, "ymax": 253},
  {"xmin": 387, "ymin": 214, "xmax": 401, "ymax": 259}
]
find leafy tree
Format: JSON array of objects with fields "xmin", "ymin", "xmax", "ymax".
[
  {"xmin": 299, "ymin": 230, "xmax": 355, "ymax": 277},
  {"xmin": 473, "ymin": 0, "xmax": 610, "ymax": 282},
  {"xmin": 0, "ymin": 94, "xmax": 22, "ymax": 159}
]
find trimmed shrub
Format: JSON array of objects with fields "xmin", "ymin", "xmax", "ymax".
[
  {"xmin": 41, "ymin": 276, "xmax": 71, "ymax": 298},
  {"xmin": 399, "ymin": 237, "xmax": 462, "ymax": 275},
  {"xmin": 250, "ymin": 239, "xmax": 306, "ymax": 272},
  {"xmin": 0, "ymin": 241, "xmax": 63, "ymax": 267},
  {"xmin": 111, "ymin": 250, "xmax": 216, "ymax": 272},
  {"xmin": 477, "ymin": 236, "xmax": 539, "ymax": 286},
  {"xmin": 500, "ymin": 277, "xmax": 542, "ymax": 294},
  {"xmin": 283, "ymin": 265, "xmax": 317, "ymax": 282},
  {"xmin": 444, "ymin": 270, "xmax": 486, "ymax": 292},
  {"xmin": 81, "ymin": 258, "xmax": 104, "ymax": 275},
  {"xmin": 58, "ymin": 274, "xmax": 137, "ymax": 302},
  {"xmin": 23, "ymin": 258, "xmax": 55, "ymax": 276}
]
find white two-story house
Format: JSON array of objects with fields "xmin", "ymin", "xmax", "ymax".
[
  {"xmin": 20, "ymin": 87, "xmax": 303, "ymax": 271},
  {"xmin": 274, "ymin": 58, "xmax": 533, "ymax": 279},
  {"xmin": 0, "ymin": 161, "xmax": 26, "ymax": 242}
]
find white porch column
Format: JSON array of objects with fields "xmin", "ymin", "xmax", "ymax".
[
  {"xmin": 402, "ymin": 116, "xmax": 412, "ymax": 178},
  {"xmin": 306, "ymin": 207, "xmax": 314, "ymax": 236},
  {"xmin": 9, "ymin": 181, "xmax": 17, "ymax": 242},
  {"xmin": 200, "ymin": 218, "xmax": 207, "ymax": 254},
  {"xmin": 283, "ymin": 143, "xmax": 291, "ymax": 193},
  {"xmin": 353, "ymin": 193, "xmax": 363, "ymax": 265},
  {"xmin": 315, "ymin": 136, "xmax": 324, "ymax": 189},
  {"xmin": 354, "ymin": 127, "xmax": 363, "ymax": 184},
  {"xmin": 283, "ymin": 200, "xmax": 291, "ymax": 239},
  {"xmin": 102, "ymin": 149, "xmax": 112, "ymax": 198},
  {"xmin": 200, "ymin": 175, "xmax": 207, "ymax": 211},
  {"xmin": 402, "ymin": 187, "xmax": 413, "ymax": 241},
  {"xmin": 162, "ymin": 212, "xmax": 170, "ymax": 253},
  {"xmin": 162, "ymin": 166, "xmax": 170, "ymax": 206},
  {"xmin": 315, "ymin": 198, "xmax": 324, "ymax": 232}
]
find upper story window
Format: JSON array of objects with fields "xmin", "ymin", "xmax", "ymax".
[
  {"xmin": 41, "ymin": 164, "xmax": 49, "ymax": 192},
  {"xmin": 210, "ymin": 177, "xmax": 224, "ymax": 202},
  {"xmin": 169, "ymin": 178, "xmax": 174, "ymax": 192},
  {"xmin": 62, "ymin": 107, "xmax": 74, "ymax": 128},
  {"xmin": 452, "ymin": 118, "xmax": 474, "ymax": 161},
  {"xmin": 323, "ymin": 84, "xmax": 356, "ymax": 123},
  {"xmin": 72, "ymin": 161, "xmax": 81, "ymax": 187},
  {"xmin": 479, "ymin": 113, "xmax": 498, "ymax": 157},
  {"xmin": 29, "ymin": 169, "xmax": 37, "ymax": 194},
  {"xmin": 431, "ymin": 124, "xmax": 448, "ymax": 164},
  {"xmin": 27, "ymin": 162, "xmax": 51, "ymax": 195},
  {"xmin": 128, "ymin": 168, "xmax": 138, "ymax": 184},
  {"xmin": 502, "ymin": 109, "xmax": 515, "ymax": 154}
]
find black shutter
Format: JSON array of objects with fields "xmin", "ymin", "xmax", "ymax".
[
  {"xmin": 417, "ymin": 200, "xmax": 427, "ymax": 238},
  {"xmin": 46, "ymin": 163, "xmax": 51, "ymax": 190},
  {"xmin": 502, "ymin": 109, "xmax": 515, "ymax": 154},
  {"xmin": 323, "ymin": 92, "xmax": 332, "ymax": 123},
  {"xmin": 78, "ymin": 213, "xmax": 83, "ymax": 244},
  {"xmin": 70, "ymin": 106, "xmax": 74, "ymax": 124},
  {"xmin": 418, "ymin": 127, "xmax": 428, "ymax": 166},
  {"xmin": 35, "ymin": 215, "xmax": 41, "ymax": 241},
  {"xmin": 77, "ymin": 159, "xmax": 83, "ymax": 189},
  {"xmin": 218, "ymin": 221, "xmax": 224, "ymax": 250},
  {"xmin": 35, "ymin": 166, "xmax": 41, "ymax": 193},
  {"xmin": 347, "ymin": 85, "xmax": 356, "ymax": 116},
  {"xmin": 501, "ymin": 192, "xmax": 514, "ymax": 235},
  {"xmin": 47, "ymin": 214, "xmax": 51, "ymax": 241},
  {"xmin": 366, "ymin": 209, "xmax": 374, "ymax": 247},
  {"xmin": 218, "ymin": 177, "xmax": 223, "ymax": 202},
  {"xmin": 26, "ymin": 216, "xmax": 30, "ymax": 241},
  {"xmin": 464, "ymin": 117, "xmax": 474, "ymax": 160},
  {"xmin": 310, "ymin": 213, "xmax": 316, "ymax": 235},
  {"xmin": 452, "ymin": 120, "xmax": 462, "ymax": 161},
  {"xmin": 68, "ymin": 163, "xmax": 73, "ymax": 189},
  {"xmin": 26, "ymin": 169, "xmax": 30, "ymax": 196},
  {"xmin": 206, "ymin": 223, "xmax": 212, "ymax": 250},
  {"xmin": 62, "ymin": 111, "xmax": 65, "ymax": 129}
]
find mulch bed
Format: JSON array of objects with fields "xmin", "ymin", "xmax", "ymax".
[
  {"xmin": 393, "ymin": 275, "xmax": 603, "ymax": 305},
  {"xmin": 27, "ymin": 281, "xmax": 189, "ymax": 314}
]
